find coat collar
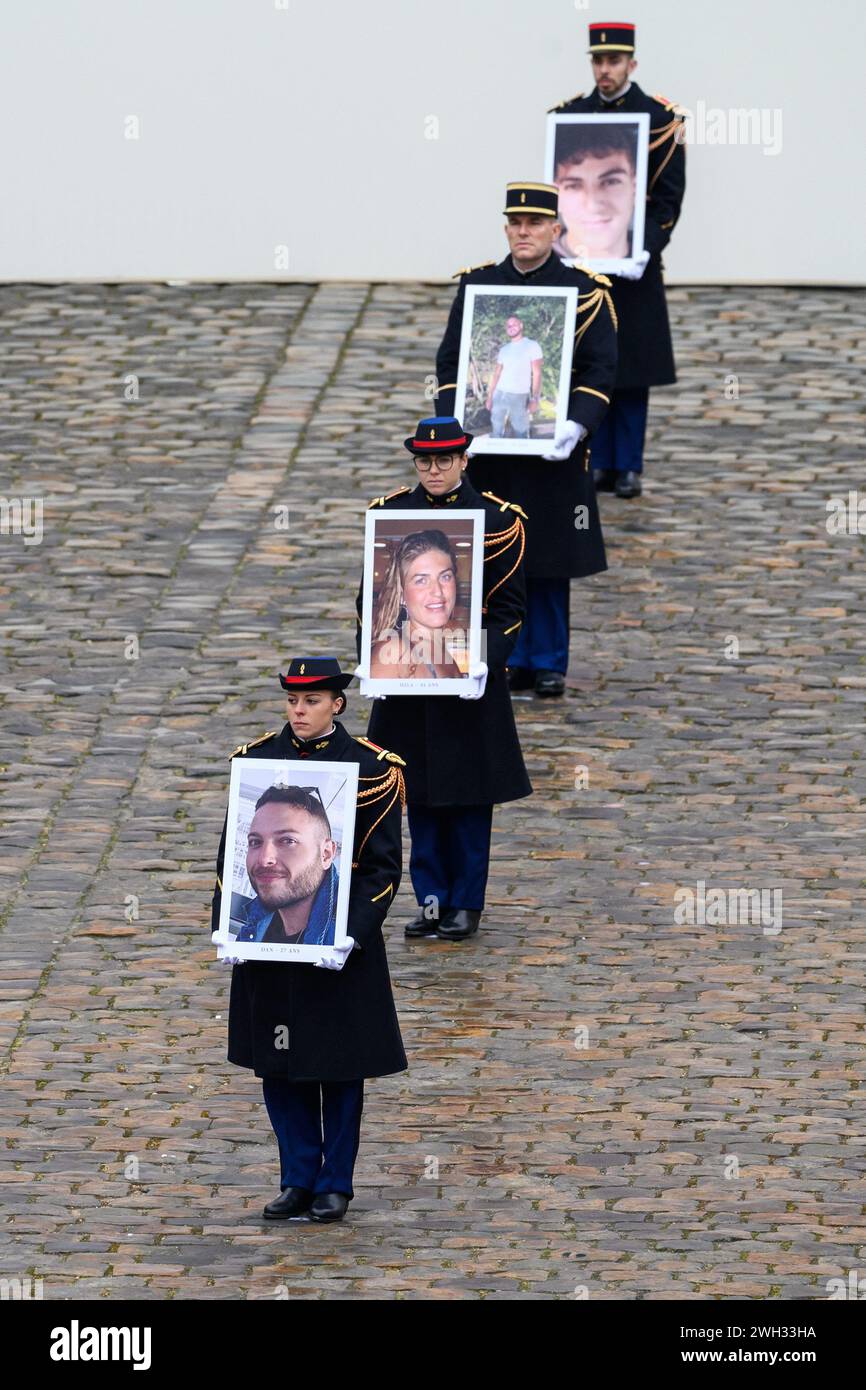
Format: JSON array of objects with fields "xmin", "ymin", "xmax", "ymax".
[
  {"xmin": 589, "ymin": 79, "xmax": 644, "ymax": 111},
  {"xmin": 499, "ymin": 251, "xmax": 560, "ymax": 283},
  {"xmin": 278, "ymin": 720, "xmax": 352, "ymax": 759},
  {"xmin": 414, "ymin": 476, "xmax": 480, "ymax": 509}
]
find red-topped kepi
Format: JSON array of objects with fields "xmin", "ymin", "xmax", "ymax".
[
  {"xmin": 588, "ymin": 22, "xmax": 636, "ymax": 53},
  {"xmin": 279, "ymin": 658, "xmax": 353, "ymax": 692},
  {"xmin": 403, "ymin": 416, "xmax": 473, "ymax": 456}
]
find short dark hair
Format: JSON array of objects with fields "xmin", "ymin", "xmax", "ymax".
[
  {"xmin": 555, "ymin": 124, "xmax": 638, "ymax": 175},
  {"xmin": 254, "ymin": 785, "xmax": 332, "ymax": 838}
]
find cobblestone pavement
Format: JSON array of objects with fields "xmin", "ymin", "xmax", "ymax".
[{"xmin": 0, "ymin": 282, "xmax": 864, "ymax": 1300}]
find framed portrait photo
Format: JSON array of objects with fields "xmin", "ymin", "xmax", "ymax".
[
  {"xmin": 454, "ymin": 285, "xmax": 578, "ymax": 457},
  {"xmin": 544, "ymin": 112, "xmax": 650, "ymax": 275},
  {"xmin": 211, "ymin": 758, "xmax": 359, "ymax": 965},
  {"xmin": 359, "ymin": 508, "xmax": 485, "ymax": 696}
]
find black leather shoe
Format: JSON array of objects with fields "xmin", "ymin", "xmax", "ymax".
[
  {"xmin": 437, "ymin": 908, "xmax": 481, "ymax": 941},
  {"xmin": 615, "ymin": 470, "xmax": 642, "ymax": 498},
  {"xmin": 593, "ymin": 468, "xmax": 616, "ymax": 492},
  {"xmin": 535, "ymin": 670, "xmax": 565, "ymax": 697},
  {"xmin": 507, "ymin": 666, "xmax": 534, "ymax": 692},
  {"xmin": 309, "ymin": 1192, "xmax": 350, "ymax": 1223},
  {"xmin": 262, "ymin": 1187, "xmax": 313, "ymax": 1220},
  {"xmin": 405, "ymin": 910, "xmax": 442, "ymax": 938}
]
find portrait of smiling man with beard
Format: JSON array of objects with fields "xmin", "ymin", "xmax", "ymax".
[{"xmin": 236, "ymin": 785, "xmax": 339, "ymax": 947}]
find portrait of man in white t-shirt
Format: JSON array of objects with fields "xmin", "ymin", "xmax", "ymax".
[{"xmin": 484, "ymin": 316, "xmax": 544, "ymax": 439}]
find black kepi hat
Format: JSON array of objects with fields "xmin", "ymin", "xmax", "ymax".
[
  {"xmin": 279, "ymin": 657, "xmax": 352, "ymax": 692},
  {"xmin": 503, "ymin": 181, "xmax": 559, "ymax": 217},
  {"xmin": 588, "ymin": 22, "xmax": 636, "ymax": 53},
  {"xmin": 403, "ymin": 416, "xmax": 473, "ymax": 456}
]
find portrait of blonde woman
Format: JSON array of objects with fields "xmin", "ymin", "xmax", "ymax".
[{"xmin": 369, "ymin": 529, "xmax": 464, "ymax": 679}]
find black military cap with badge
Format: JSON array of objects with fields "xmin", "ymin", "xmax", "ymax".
[
  {"xmin": 503, "ymin": 181, "xmax": 561, "ymax": 218},
  {"xmin": 280, "ymin": 656, "xmax": 352, "ymax": 716},
  {"xmin": 279, "ymin": 656, "xmax": 353, "ymax": 691}
]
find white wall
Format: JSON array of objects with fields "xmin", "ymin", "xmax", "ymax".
[{"xmin": 1, "ymin": 0, "xmax": 863, "ymax": 284}]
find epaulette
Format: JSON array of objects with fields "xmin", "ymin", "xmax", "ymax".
[
  {"xmin": 452, "ymin": 260, "xmax": 495, "ymax": 280},
  {"xmin": 230, "ymin": 731, "xmax": 277, "ymax": 759},
  {"xmin": 572, "ymin": 263, "xmax": 613, "ymax": 288},
  {"xmin": 548, "ymin": 92, "xmax": 583, "ymax": 113},
  {"xmin": 482, "ymin": 491, "xmax": 528, "ymax": 521},
  {"xmin": 355, "ymin": 736, "xmax": 406, "ymax": 767},
  {"xmin": 368, "ymin": 485, "xmax": 411, "ymax": 509},
  {"xmin": 653, "ymin": 93, "xmax": 687, "ymax": 116}
]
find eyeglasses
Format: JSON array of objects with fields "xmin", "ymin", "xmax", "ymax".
[{"xmin": 414, "ymin": 455, "xmax": 458, "ymax": 473}]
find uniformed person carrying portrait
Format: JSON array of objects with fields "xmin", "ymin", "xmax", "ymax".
[
  {"xmin": 356, "ymin": 417, "xmax": 531, "ymax": 941},
  {"xmin": 549, "ymin": 19, "xmax": 686, "ymax": 498},
  {"xmin": 435, "ymin": 181, "xmax": 617, "ymax": 697},
  {"xmin": 211, "ymin": 658, "xmax": 407, "ymax": 1224}
]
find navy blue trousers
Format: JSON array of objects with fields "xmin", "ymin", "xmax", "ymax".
[
  {"xmin": 261, "ymin": 1078, "xmax": 364, "ymax": 1199},
  {"xmin": 509, "ymin": 577, "xmax": 570, "ymax": 675},
  {"xmin": 408, "ymin": 804, "xmax": 493, "ymax": 913},
  {"xmin": 591, "ymin": 387, "xmax": 650, "ymax": 474}
]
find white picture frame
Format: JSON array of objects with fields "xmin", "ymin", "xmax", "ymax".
[
  {"xmin": 211, "ymin": 757, "xmax": 358, "ymax": 965},
  {"xmin": 544, "ymin": 111, "xmax": 650, "ymax": 275},
  {"xmin": 454, "ymin": 284, "xmax": 578, "ymax": 457},
  {"xmin": 359, "ymin": 508, "xmax": 485, "ymax": 696}
]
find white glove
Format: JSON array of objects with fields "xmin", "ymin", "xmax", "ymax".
[
  {"xmin": 618, "ymin": 249, "xmax": 650, "ymax": 281},
  {"xmin": 356, "ymin": 663, "xmax": 384, "ymax": 699},
  {"xmin": 220, "ymin": 956, "xmax": 244, "ymax": 966},
  {"xmin": 460, "ymin": 661, "xmax": 488, "ymax": 700},
  {"xmin": 314, "ymin": 937, "xmax": 356, "ymax": 971},
  {"xmin": 542, "ymin": 420, "xmax": 585, "ymax": 461}
]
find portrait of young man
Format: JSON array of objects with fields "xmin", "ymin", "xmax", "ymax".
[{"xmin": 552, "ymin": 122, "xmax": 641, "ymax": 263}]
